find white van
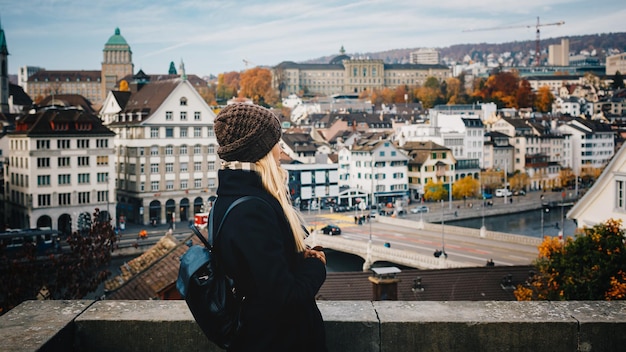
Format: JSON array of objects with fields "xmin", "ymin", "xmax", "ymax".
[{"xmin": 495, "ymin": 188, "xmax": 512, "ymax": 197}]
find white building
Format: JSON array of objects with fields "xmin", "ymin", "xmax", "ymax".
[
  {"xmin": 3, "ymin": 107, "xmax": 116, "ymax": 233},
  {"xmin": 567, "ymin": 143, "xmax": 626, "ymax": 229},
  {"xmin": 410, "ymin": 48, "xmax": 440, "ymax": 65},
  {"xmin": 103, "ymin": 78, "xmax": 218, "ymax": 226},
  {"xmin": 557, "ymin": 118, "xmax": 615, "ymax": 174},
  {"xmin": 282, "ymin": 163, "xmax": 339, "ymax": 210}
]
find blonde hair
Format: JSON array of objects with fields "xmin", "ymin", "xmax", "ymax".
[{"xmin": 255, "ymin": 150, "xmax": 307, "ymax": 252}]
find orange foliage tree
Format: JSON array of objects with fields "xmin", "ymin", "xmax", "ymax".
[
  {"xmin": 515, "ymin": 219, "xmax": 626, "ymax": 301},
  {"xmin": 216, "ymin": 71, "xmax": 240, "ymax": 102},
  {"xmin": 239, "ymin": 67, "xmax": 277, "ymax": 106},
  {"xmin": 534, "ymin": 86, "xmax": 555, "ymax": 113},
  {"xmin": 452, "ymin": 176, "xmax": 479, "ymax": 200}
]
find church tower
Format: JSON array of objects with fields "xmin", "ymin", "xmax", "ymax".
[
  {"xmin": 0, "ymin": 21, "xmax": 9, "ymax": 114},
  {"xmin": 101, "ymin": 28, "xmax": 133, "ymax": 102}
]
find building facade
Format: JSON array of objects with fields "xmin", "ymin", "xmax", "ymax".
[{"xmin": 3, "ymin": 107, "xmax": 116, "ymax": 233}]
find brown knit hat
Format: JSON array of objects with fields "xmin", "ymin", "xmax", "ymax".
[{"xmin": 214, "ymin": 103, "xmax": 282, "ymax": 162}]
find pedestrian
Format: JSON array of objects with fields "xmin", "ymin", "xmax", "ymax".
[{"xmin": 212, "ymin": 103, "xmax": 327, "ymax": 351}]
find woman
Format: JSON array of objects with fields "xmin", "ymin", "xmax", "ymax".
[{"xmin": 212, "ymin": 103, "xmax": 327, "ymax": 351}]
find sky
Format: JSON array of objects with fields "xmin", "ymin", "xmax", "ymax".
[{"xmin": 1, "ymin": 0, "xmax": 625, "ymax": 78}]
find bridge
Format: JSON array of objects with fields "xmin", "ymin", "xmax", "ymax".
[{"xmin": 305, "ymin": 215, "xmax": 543, "ymax": 271}]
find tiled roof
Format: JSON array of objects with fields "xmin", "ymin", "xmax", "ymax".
[
  {"xmin": 12, "ymin": 107, "xmax": 115, "ymax": 136},
  {"xmin": 38, "ymin": 94, "xmax": 95, "ymax": 114},
  {"xmin": 104, "ymin": 233, "xmax": 181, "ymax": 298},
  {"xmin": 27, "ymin": 70, "xmax": 101, "ymax": 82},
  {"xmin": 9, "ymin": 83, "xmax": 32, "ymax": 106},
  {"xmin": 108, "ymin": 79, "xmax": 179, "ymax": 125},
  {"xmin": 317, "ymin": 265, "xmax": 534, "ymax": 301}
]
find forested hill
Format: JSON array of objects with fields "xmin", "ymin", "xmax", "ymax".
[{"xmin": 305, "ymin": 32, "xmax": 626, "ymax": 65}]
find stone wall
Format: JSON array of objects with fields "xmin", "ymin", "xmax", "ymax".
[{"xmin": 2, "ymin": 300, "xmax": 625, "ymax": 351}]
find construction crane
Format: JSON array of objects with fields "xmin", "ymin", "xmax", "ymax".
[
  {"xmin": 242, "ymin": 58, "xmax": 255, "ymax": 69},
  {"xmin": 463, "ymin": 17, "xmax": 565, "ymax": 66}
]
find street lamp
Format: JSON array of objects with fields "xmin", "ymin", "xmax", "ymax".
[{"xmin": 441, "ymin": 199, "xmax": 446, "ymax": 256}]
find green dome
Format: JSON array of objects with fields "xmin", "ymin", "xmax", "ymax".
[{"xmin": 105, "ymin": 27, "xmax": 128, "ymax": 46}]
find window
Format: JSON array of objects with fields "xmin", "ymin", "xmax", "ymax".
[
  {"xmin": 97, "ymin": 172, "xmax": 108, "ymax": 183},
  {"xmin": 617, "ymin": 180, "xmax": 625, "ymax": 209},
  {"xmin": 78, "ymin": 192, "xmax": 90, "ymax": 204},
  {"xmin": 140, "ymin": 182, "xmax": 145, "ymax": 191},
  {"xmin": 180, "ymin": 145, "xmax": 187, "ymax": 155},
  {"xmin": 165, "ymin": 163, "xmax": 174, "ymax": 173},
  {"xmin": 58, "ymin": 174, "xmax": 71, "ymax": 185},
  {"xmin": 180, "ymin": 128, "xmax": 188, "ymax": 138},
  {"xmin": 37, "ymin": 140, "xmax": 50, "ymax": 150},
  {"xmin": 78, "ymin": 156, "xmax": 89, "ymax": 166},
  {"xmin": 96, "ymin": 139, "xmax": 108, "ymax": 148},
  {"xmin": 180, "ymin": 162, "xmax": 188, "ymax": 172},
  {"xmin": 37, "ymin": 158, "xmax": 50, "ymax": 168},
  {"xmin": 166, "ymin": 180, "xmax": 174, "ymax": 190},
  {"xmin": 180, "ymin": 179, "xmax": 188, "ymax": 189},
  {"xmin": 150, "ymin": 127, "xmax": 159, "ymax": 138},
  {"xmin": 207, "ymin": 125, "xmax": 214, "ymax": 137},
  {"xmin": 151, "ymin": 181, "xmax": 159, "ymax": 191},
  {"xmin": 57, "ymin": 139, "xmax": 70, "ymax": 149},
  {"xmin": 37, "ymin": 175, "xmax": 50, "ymax": 186},
  {"xmin": 77, "ymin": 139, "xmax": 89, "ymax": 148},
  {"xmin": 165, "ymin": 145, "xmax": 173, "ymax": 155},
  {"xmin": 58, "ymin": 193, "xmax": 71, "ymax": 205},
  {"xmin": 151, "ymin": 146, "xmax": 159, "ymax": 156},
  {"xmin": 194, "ymin": 179, "xmax": 202, "ymax": 188},
  {"xmin": 96, "ymin": 156, "xmax": 108, "ymax": 166},
  {"xmin": 194, "ymin": 127, "xmax": 202, "ymax": 137},
  {"xmin": 194, "ymin": 162, "xmax": 202, "ymax": 171},
  {"xmin": 180, "ymin": 97, "xmax": 187, "ymax": 106},
  {"xmin": 58, "ymin": 157, "xmax": 70, "ymax": 167},
  {"xmin": 166, "ymin": 128, "xmax": 174, "ymax": 138},
  {"xmin": 140, "ymin": 164, "xmax": 145, "ymax": 174},
  {"xmin": 78, "ymin": 173, "xmax": 90, "ymax": 184},
  {"xmin": 180, "ymin": 111, "xmax": 187, "ymax": 120},
  {"xmin": 194, "ymin": 144, "xmax": 202, "ymax": 154},
  {"xmin": 38, "ymin": 194, "xmax": 51, "ymax": 206},
  {"xmin": 208, "ymin": 144, "xmax": 215, "ymax": 154},
  {"xmin": 97, "ymin": 191, "xmax": 108, "ymax": 202},
  {"xmin": 208, "ymin": 178, "xmax": 216, "ymax": 188},
  {"xmin": 194, "ymin": 111, "xmax": 201, "ymax": 120},
  {"xmin": 208, "ymin": 161, "xmax": 215, "ymax": 171},
  {"xmin": 150, "ymin": 163, "xmax": 159, "ymax": 173},
  {"xmin": 166, "ymin": 111, "xmax": 173, "ymax": 120}
]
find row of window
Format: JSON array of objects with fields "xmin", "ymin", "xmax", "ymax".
[
  {"xmin": 150, "ymin": 126, "xmax": 214, "ymax": 138},
  {"xmin": 124, "ymin": 178, "xmax": 217, "ymax": 192},
  {"xmin": 35, "ymin": 172, "xmax": 109, "ymax": 187},
  {"xmin": 36, "ymin": 190, "xmax": 108, "ymax": 207},
  {"xmin": 144, "ymin": 144, "xmax": 216, "ymax": 156},
  {"xmin": 31, "ymin": 138, "xmax": 110, "ymax": 150},
  {"xmin": 35, "ymin": 156, "xmax": 109, "ymax": 168},
  {"xmin": 164, "ymin": 110, "xmax": 202, "ymax": 121}
]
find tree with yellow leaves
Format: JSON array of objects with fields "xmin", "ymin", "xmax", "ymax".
[
  {"xmin": 239, "ymin": 67, "xmax": 277, "ymax": 106},
  {"xmin": 423, "ymin": 179, "xmax": 448, "ymax": 202},
  {"xmin": 515, "ymin": 219, "xmax": 626, "ymax": 301},
  {"xmin": 452, "ymin": 176, "xmax": 479, "ymax": 200},
  {"xmin": 534, "ymin": 86, "xmax": 554, "ymax": 113}
]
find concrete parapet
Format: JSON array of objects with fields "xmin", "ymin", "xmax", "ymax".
[{"xmin": 1, "ymin": 300, "xmax": 625, "ymax": 351}]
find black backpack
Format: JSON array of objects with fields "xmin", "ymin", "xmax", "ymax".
[{"xmin": 177, "ymin": 196, "xmax": 263, "ymax": 349}]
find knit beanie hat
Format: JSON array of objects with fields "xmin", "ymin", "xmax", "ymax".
[{"xmin": 214, "ymin": 103, "xmax": 282, "ymax": 162}]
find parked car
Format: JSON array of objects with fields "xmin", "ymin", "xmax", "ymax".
[
  {"xmin": 321, "ymin": 224, "xmax": 341, "ymax": 236},
  {"xmin": 410, "ymin": 205, "xmax": 429, "ymax": 214},
  {"xmin": 495, "ymin": 189, "xmax": 512, "ymax": 197},
  {"xmin": 513, "ymin": 189, "xmax": 526, "ymax": 196},
  {"xmin": 482, "ymin": 192, "xmax": 493, "ymax": 199}
]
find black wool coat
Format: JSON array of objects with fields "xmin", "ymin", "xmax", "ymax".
[{"xmin": 213, "ymin": 169, "xmax": 327, "ymax": 352}]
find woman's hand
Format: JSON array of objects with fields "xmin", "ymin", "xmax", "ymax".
[{"xmin": 304, "ymin": 247, "xmax": 326, "ymax": 265}]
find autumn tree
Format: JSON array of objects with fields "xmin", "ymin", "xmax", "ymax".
[
  {"xmin": 473, "ymin": 70, "xmax": 520, "ymax": 108},
  {"xmin": 509, "ymin": 171, "xmax": 530, "ymax": 192},
  {"xmin": 239, "ymin": 67, "xmax": 277, "ymax": 106},
  {"xmin": 534, "ymin": 86, "xmax": 555, "ymax": 113},
  {"xmin": 452, "ymin": 176, "xmax": 479, "ymax": 200},
  {"xmin": 514, "ymin": 219, "xmax": 626, "ymax": 301},
  {"xmin": 424, "ymin": 179, "xmax": 448, "ymax": 202},
  {"xmin": 415, "ymin": 77, "xmax": 443, "ymax": 109},
  {"xmin": 0, "ymin": 209, "xmax": 118, "ymax": 315},
  {"xmin": 216, "ymin": 71, "xmax": 240, "ymax": 102}
]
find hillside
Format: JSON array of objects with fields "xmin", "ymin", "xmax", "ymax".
[{"xmin": 305, "ymin": 32, "xmax": 626, "ymax": 65}]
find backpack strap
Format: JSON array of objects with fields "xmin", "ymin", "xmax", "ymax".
[{"xmin": 192, "ymin": 196, "xmax": 269, "ymax": 249}]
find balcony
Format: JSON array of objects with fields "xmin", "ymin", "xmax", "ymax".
[{"xmin": 2, "ymin": 300, "xmax": 624, "ymax": 351}]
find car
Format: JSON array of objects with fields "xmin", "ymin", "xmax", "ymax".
[
  {"xmin": 321, "ymin": 224, "xmax": 341, "ymax": 236},
  {"xmin": 513, "ymin": 189, "xmax": 526, "ymax": 196},
  {"xmin": 482, "ymin": 192, "xmax": 493, "ymax": 199},
  {"xmin": 410, "ymin": 205, "xmax": 429, "ymax": 214},
  {"xmin": 495, "ymin": 189, "xmax": 512, "ymax": 197}
]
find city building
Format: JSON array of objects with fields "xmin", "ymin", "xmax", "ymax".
[
  {"xmin": 25, "ymin": 28, "xmax": 133, "ymax": 107},
  {"xmin": 410, "ymin": 48, "xmax": 440, "ymax": 65},
  {"xmin": 548, "ymin": 39, "xmax": 570, "ymax": 66},
  {"xmin": 273, "ymin": 49, "xmax": 450, "ymax": 97},
  {"xmin": 17, "ymin": 65, "xmax": 44, "ymax": 93},
  {"xmin": 283, "ymin": 162, "xmax": 340, "ymax": 211},
  {"xmin": 103, "ymin": 77, "xmax": 218, "ymax": 226},
  {"xmin": 400, "ymin": 141, "xmax": 456, "ymax": 201},
  {"xmin": 557, "ymin": 117, "xmax": 615, "ymax": 175},
  {"xmin": 606, "ymin": 52, "xmax": 626, "ymax": 76},
  {"xmin": 483, "ymin": 131, "xmax": 514, "ymax": 171},
  {"xmin": 567, "ymin": 143, "xmax": 626, "ymax": 228},
  {"xmin": 3, "ymin": 106, "xmax": 116, "ymax": 233},
  {"xmin": 338, "ymin": 137, "xmax": 409, "ymax": 208}
]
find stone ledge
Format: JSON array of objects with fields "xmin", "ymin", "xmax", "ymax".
[{"xmin": 1, "ymin": 300, "xmax": 625, "ymax": 351}]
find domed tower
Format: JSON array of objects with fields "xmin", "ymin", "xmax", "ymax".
[
  {"xmin": 101, "ymin": 27, "xmax": 133, "ymax": 101},
  {"xmin": 0, "ymin": 21, "xmax": 9, "ymax": 114}
]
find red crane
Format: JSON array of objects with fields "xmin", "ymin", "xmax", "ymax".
[{"xmin": 463, "ymin": 17, "xmax": 565, "ymax": 66}]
